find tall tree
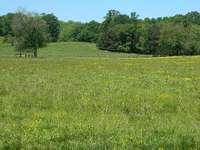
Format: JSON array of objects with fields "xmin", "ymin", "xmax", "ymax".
[
  {"xmin": 59, "ymin": 21, "xmax": 81, "ymax": 41},
  {"xmin": 143, "ymin": 24, "xmax": 161, "ymax": 54},
  {"xmin": 131, "ymin": 12, "xmax": 139, "ymax": 22},
  {"xmin": 42, "ymin": 13, "xmax": 60, "ymax": 42},
  {"xmin": 97, "ymin": 10, "xmax": 139, "ymax": 52},
  {"xmin": 0, "ymin": 16, "xmax": 3, "ymax": 36},
  {"xmin": 185, "ymin": 11, "xmax": 200, "ymax": 25},
  {"xmin": 1, "ymin": 13, "xmax": 15, "ymax": 36},
  {"xmin": 12, "ymin": 11, "xmax": 48, "ymax": 57},
  {"xmin": 158, "ymin": 24, "xmax": 186, "ymax": 56},
  {"xmin": 71, "ymin": 21, "xmax": 100, "ymax": 42}
]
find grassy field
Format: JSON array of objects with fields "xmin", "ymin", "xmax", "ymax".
[
  {"xmin": 0, "ymin": 42, "xmax": 200, "ymax": 149},
  {"xmin": 0, "ymin": 42, "xmax": 145, "ymax": 58}
]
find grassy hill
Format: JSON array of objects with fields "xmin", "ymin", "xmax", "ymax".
[
  {"xmin": 0, "ymin": 42, "xmax": 200, "ymax": 149},
  {"xmin": 0, "ymin": 42, "xmax": 145, "ymax": 58}
]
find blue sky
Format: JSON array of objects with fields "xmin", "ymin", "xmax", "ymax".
[{"xmin": 1, "ymin": 0, "xmax": 200, "ymax": 22}]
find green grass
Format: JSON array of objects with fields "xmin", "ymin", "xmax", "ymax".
[
  {"xmin": 0, "ymin": 42, "xmax": 200, "ymax": 149},
  {"xmin": 0, "ymin": 37, "xmax": 3, "ymax": 44},
  {"xmin": 0, "ymin": 42, "xmax": 146, "ymax": 58}
]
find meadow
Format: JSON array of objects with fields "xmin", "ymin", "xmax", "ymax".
[
  {"xmin": 0, "ymin": 42, "xmax": 144, "ymax": 58},
  {"xmin": 0, "ymin": 42, "xmax": 200, "ymax": 149}
]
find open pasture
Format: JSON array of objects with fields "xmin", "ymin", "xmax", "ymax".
[{"xmin": 0, "ymin": 51, "xmax": 200, "ymax": 149}]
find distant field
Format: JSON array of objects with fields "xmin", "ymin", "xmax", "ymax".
[
  {"xmin": 0, "ymin": 37, "xmax": 3, "ymax": 44},
  {"xmin": 0, "ymin": 42, "xmax": 200, "ymax": 149},
  {"xmin": 0, "ymin": 42, "xmax": 145, "ymax": 58}
]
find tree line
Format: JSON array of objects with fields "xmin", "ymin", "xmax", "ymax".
[
  {"xmin": 1, "ymin": 10, "xmax": 200, "ymax": 57},
  {"xmin": 59, "ymin": 10, "xmax": 200, "ymax": 56},
  {"xmin": 99, "ymin": 10, "xmax": 200, "ymax": 56}
]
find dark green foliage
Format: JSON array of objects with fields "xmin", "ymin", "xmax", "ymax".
[
  {"xmin": 0, "ymin": 16, "xmax": 3, "ymax": 36},
  {"xmin": 97, "ymin": 27, "xmax": 119, "ymax": 51},
  {"xmin": 78, "ymin": 21, "xmax": 100, "ymax": 42},
  {"xmin": 185, "ymin": 11, "xmax": 200, "ymax": 25},
  {"xmin": 71, "ymin": 21, "xmax": 100, "ymax": 43},
  {"xmin": 0, "ymin": 13, "xmax": 60, "ymax": 44},
  {"xmin": 12, "ymin": 11, "xmax": 48, "ymax": 57},
  {"xmin": 97, "ymin": 10, "xmax": 140, "ymax": 52},
  {"xmin": 1, "ymin": 9, "xmax": 200, "ymax": 56},
  {"xmin": 59, "ymin": 21, "xmax": 100, "ymax": 43},
  {"xmin": 97, "ymin": 10, "xmax": 200, "ymax": 56},
  {"xmin": 1, "ymin": 13, "xmax": 15, "ymax": 36},
  {"xmin": 143, "ymin": 24, "xmax": 161, "ymax": 55},
  {"xmin": 42, "ymin": 13, "xmax": 60, "ymax": 42},
  {"xmin": 0, "ymin": 13, "xmax": 16, "ymax": 44},
  {"xmin": 158, "ymin": 24, "xmax": 200, "ymax": 56},
  {"xmin": 158, "ymin": 24, "xmax": 186, "ymax": 56},
  {"xmin": 59, "ymin": 21, "xmax": 81, "ymax": 41}
]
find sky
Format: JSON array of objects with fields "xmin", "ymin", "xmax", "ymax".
[{"xmin": 1, "ymin": 0, "xmax": 200, "ymax": 22}]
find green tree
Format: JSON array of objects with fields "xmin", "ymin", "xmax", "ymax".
[
  {"xmin": 72, "ymin": 21, "xmax": 100, "ymax": 42},
  {"xmin": 143, "ymin": 23, "xmax": 161, "ymax": 54},
  {"xmin": 185, "ymin": 11, "xmax": 200, "ymax": 25},
  {"xmin": 97, "ymin": 10, "xmax": 140, "ymax": 52},
  {"xmin": 42, "ymin": 13, "xmax": 60, "ymax": 42},
  {"xmin": 105, "ymin": 10, "xmax": 121, "ymax": 22},
  {"xmin": 131, "ymin": 12, "xmax": 139, "ymax": 22},
  {"xmin": 12, "ymin": 11, "xmax": 48, "ymax": 57},
  {"xmin": 0, "ymin": 13, "xmax": 16, "ymax": 43},
  {"xmin": 158, "ymin": 24, "xmax": 186, "ymax": 56},
  {"xmin": 59, "ymin": 21, "xmax": 81, "ymax": 41},
  {"xmin": 183, "ymin": 25, "xmax": 200, "ymax": 55},
  {"xmin": 115, "ymin": 23, "xmax": 140, "ymax": 52},
  {"xmin": 0, "ymin": 16, "xmax": 3, "ymax": 36},
  {"xmin": 1, "ymin": 13, "xmax": 15, "ymax": 36}
]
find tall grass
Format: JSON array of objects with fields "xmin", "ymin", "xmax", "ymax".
[{"xmin": 0, "ymin": 56, "xmax": 200, "ymax": 149}]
